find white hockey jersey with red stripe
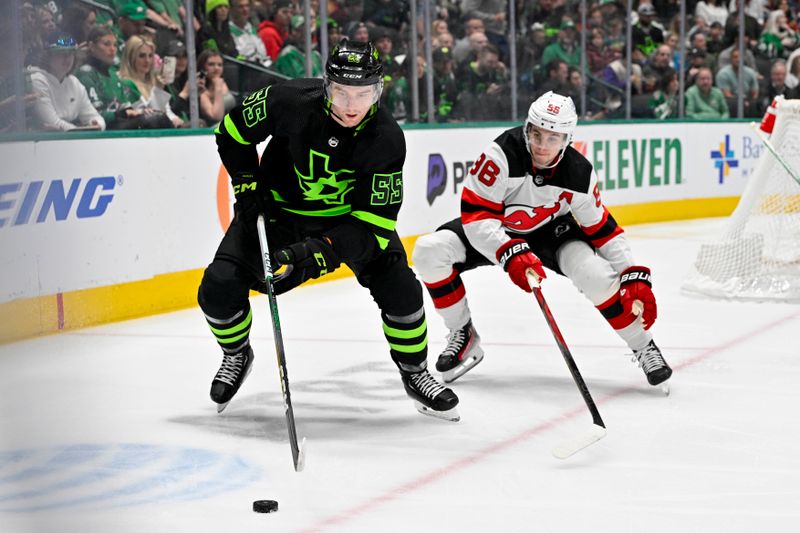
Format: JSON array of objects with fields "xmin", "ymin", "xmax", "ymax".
[{"xmin": 461, "ymin": 126, "xmax": 634, "ymax": 273}]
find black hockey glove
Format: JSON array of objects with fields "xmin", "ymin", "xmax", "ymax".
[
  {"xmin": 231, "ymin": 171, "xmax": 264, "ymax": 232},
  {"xmin": 273, "ymin": 237, "xmax": 341, "ymax": 295}
]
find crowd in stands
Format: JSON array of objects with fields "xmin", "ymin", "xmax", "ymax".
[{"xmin": 2, "ymin": 0, "xmax": 800, "ymax": 132}]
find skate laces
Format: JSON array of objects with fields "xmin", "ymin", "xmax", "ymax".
[
  {"xmin": 442, "ymin": 325, "xmax": 469, "ymax": 359},
  {"xmin": 410, "ymin": 370, "xmax": 446, "ymax": 399},
  {"xmin": 631, "ymin": 342, "xmax": 666, "ymax": 374},
  {"xmin": 215, "ymin": 352, "xmax": 245, "ymax": 386}
]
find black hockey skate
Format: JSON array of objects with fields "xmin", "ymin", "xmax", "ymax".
[
  {"xmin": 436, "ymin": 320, "xmax": 484, "ymax": 383},
  {"xmin": 400, "ymin": 368, "xmax": 460, "ymax": 422},
  {"xmin": 210, "ymin": 346, "xmax": 254, "ymax": 413},
  {"xmin": 632, "ymin": 340, "xmax": 672, "ymax": 387}
]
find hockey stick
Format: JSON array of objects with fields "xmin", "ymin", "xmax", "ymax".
[
  {"xmin": 256, "ymin": 214, "xmax": 307, "ymax": 472},
  {"xmin": 749, "ymin": 122, "xmax": 800, "ymax": 186},
  {"xmin": 526, "ymin": 272, "xmax": 607, "ymax": 459}
]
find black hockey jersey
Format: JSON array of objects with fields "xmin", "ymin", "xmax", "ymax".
[
  {"xmin": 461, "ymin": 125, "xmax": 634, "ymax": 272},
  {"xmin": 215, "ymin": 78, "xmax": 406, "ymax": 260}
]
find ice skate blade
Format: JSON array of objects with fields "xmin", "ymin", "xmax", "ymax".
[
  {"xmin": 659, "ymin": 380, "xmax": 670, "ymax": 396},
  {"xmin": 413, "ymin": 401, "xmax": 460, "ymax": 422},
  {"xmin": 442, "ymin": 351, "xmax": 484, "ymax": 384},
  {"xmin": 213, "ymin": 359, "xmax": 254, "ymax": 414}
]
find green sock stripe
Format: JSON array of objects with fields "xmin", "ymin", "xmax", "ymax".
[
  {"xmin": 388, "ymin": 336, "xmax": 428, "ymax": 353},
  {"xmin": 382, "ymin": 321, "xmax": 427, "ymax": 339},
  {"xmin": 216, "ymin": 329, "xmax": 251, "ymax": 345},
  {"xmin": 208, "ymin": 308, "xmax": 252, "ymax": 336}
]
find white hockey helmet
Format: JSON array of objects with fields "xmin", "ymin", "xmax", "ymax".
[{"xmin": 524, "ymin": 91, "xmax": 578, "ymax": 166}]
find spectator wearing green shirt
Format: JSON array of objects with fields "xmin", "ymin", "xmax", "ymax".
[
  {"xmin": 76, "ymin": 26, "xmax": 142, "ymax": 129},
  {"xmin": 715, "ymin": 47, "xmax": 759, "ymax": 117},
  {"xmin": 540, "ymin": 20, "xmax": 582, "ymax": 69},
  {"xmin": 275, "ymin": 16, "xmax": 322, "ymax": 79},
  {"xmin": 685, "ymin": 67, "xmax": 730, "ymax": 119}
]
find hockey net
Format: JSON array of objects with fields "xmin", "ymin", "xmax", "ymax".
[{"xmin": 682, "ymin": 98, "xmax": 800, "ymax": 302}]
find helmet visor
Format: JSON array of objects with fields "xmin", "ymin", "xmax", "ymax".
[{"xmin": 325, "ymin": 79, "xmax": 382, "ymax": 108}]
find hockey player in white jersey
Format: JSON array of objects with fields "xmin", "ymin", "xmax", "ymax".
[{"xmin": 412, "ymin": 91, "xmax": 672, "ymax": 387}]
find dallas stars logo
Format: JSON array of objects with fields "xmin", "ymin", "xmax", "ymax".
[{"xmin": 295, "ymin": 150, "xmax": 355, "ymax": 205}]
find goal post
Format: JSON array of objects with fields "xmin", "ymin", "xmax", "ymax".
[{"xmin": 682, "ymin": 97, "xmax": 800, "ymax": 302}]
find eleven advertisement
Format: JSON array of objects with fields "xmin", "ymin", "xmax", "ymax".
[
  {"xmin": 0, "ymin": 122, "xmax": 765, "ymax": 302},
  {"xmin": 399, "ymin": 121, "xmax": 764, "ymax": 236}
]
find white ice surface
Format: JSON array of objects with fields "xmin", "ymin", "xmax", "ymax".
[{"xmin": 1, "ymin": 218, "xmax": 799, "ymax": 533}]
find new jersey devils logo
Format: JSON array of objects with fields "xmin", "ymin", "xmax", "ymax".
[{"xmin": 503, "ymin": 191, "xmax": 573, "ymax": 231}]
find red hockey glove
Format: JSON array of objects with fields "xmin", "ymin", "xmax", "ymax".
[
  {"xmin": 497, "ymin": 239, "xmax": 546, "ymax": 293},
  {"xmin": 619, "ymin": 266, "xmax": 657, "ymax": 330}
]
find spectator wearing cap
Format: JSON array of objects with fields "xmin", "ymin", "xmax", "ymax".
[
  {"xmin": 540, "ymin": 19, "xmax": 581, "ymax": 70},
  {"xmin": 461, "ymin": 0, "xmax": 508, "ymax": 60},
  {"xmin": 257, "ymin": 0, "xmax": 292, "ymax": 61},
  {"xmin": 685, "ymin": 67, "xmax": 729, "ymax": 118},
  {"xmin": 347, "ymin": 21, "xmax": 370, "ymax": 43},
  {"xmin": 632, "ymin": 3, "xmax": 664, "ymax": 57},
  {"xmin": 274, "ymin": 15, "xmax": 322, "ymax": 78},
  {"xmin": 371, "ymin": 27, "xmax": 398, "ymax": 77},
  {"xmin": 60, "ymin": 3, "xmax": 97, "ymax": 49},
  {"xmin": 113, "ymin": 1, "xmax": 150, "ymax": 45},
  {"xmin": 229, "ymin": 0, "xmax": 271, "ymax": 67},
  {"xmin": 76, "ymin": 25, "xmax": 145, "ymax": 129},
  {"xmin": 29, "ymin": 33, "xmax": 106, "ymax": 131},
  {"xmin": 198, "ymin": 0, "xmax": 238, "ymax": 56}
]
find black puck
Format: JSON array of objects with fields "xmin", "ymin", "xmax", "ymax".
[{"xmin": 252, "ymin": 499, "xmax": 279, "ymax": 513}]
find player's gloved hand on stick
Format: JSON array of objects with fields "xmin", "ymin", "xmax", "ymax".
[
  {"xmin": 497, "ymin": 239, "xmax": 546, "ymax": 293},
  {"xmin": 231, "ymin": 171, "xmax": 264, "ymax": 231},
  {"xmin": 619, "ymin": 266, "xmax": 657, "ymax": 330},
  {"xmin": 273, "ymin": 237, "xmax": 341, "ymax": 295}
]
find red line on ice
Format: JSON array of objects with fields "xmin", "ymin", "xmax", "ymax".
[{"xmin": 297, "ymin": 310, "xmax": 800, "ymax": 533}]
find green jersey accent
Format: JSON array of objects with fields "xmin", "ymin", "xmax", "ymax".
[
  {"xmin": 370, "ymin": 172, "xmax": 402, "ymax": 206},
  {"xmin": 386, "ymin": 336, "xmax": 429, "ymax": 353},
  {"xmin": 382, "ymin": 321, "xmax": 427, "ymax": 339},
  {"xmin": 351, "ymin": 210, "xmax": 396, "ymax": 231},
  {"xmin": 223, "ymin": 114, "xmax": 250, "ymax": 145},
  {"xmin": 295, "ymin": 150, "xmax": 355, "ymax": 205},
  {"xmin": 281, "ymin": 205, "xmax": 352, "ymax": 217},
  {"xmin": 242, "ymin": 86, "xmax": 269, "ymax": 127},
  {"xmin": 208, "ymin": 308, "xmax": 253, "ymax": 337}
]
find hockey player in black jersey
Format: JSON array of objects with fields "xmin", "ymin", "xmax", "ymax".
[
  {"xmin": 413, "ymin": 91, "xmax": 672, "ymax": 388},
  {"xmin": 197, "ymin": 39, "xmax": 459, "ymax": 420}
]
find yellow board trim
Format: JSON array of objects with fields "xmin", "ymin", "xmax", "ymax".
[{"xmin": 0, "ymin": 197, "xmax": 741, "ymax": 344}]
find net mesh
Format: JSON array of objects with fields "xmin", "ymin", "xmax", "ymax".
[{"xmin": 682, "ymin": 99, "xmax": 800, "ymax": 302}]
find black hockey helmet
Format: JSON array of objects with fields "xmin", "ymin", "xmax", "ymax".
[{"xmin": 324, "ymin": 38, "xmax": 383, "ymax": 87}]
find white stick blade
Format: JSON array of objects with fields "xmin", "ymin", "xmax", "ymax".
[
  {"xmin": 552, "ymin": 425, "xmax": 607, "ymax": 459},
  {"xmin": 295, "ymin": 437, "xmax": 307, "ymax": 472}
]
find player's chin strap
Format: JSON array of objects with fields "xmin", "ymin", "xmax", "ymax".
[{"xmin": 532, "ymin": 143, "xmax": 569, "ymax": 170}]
